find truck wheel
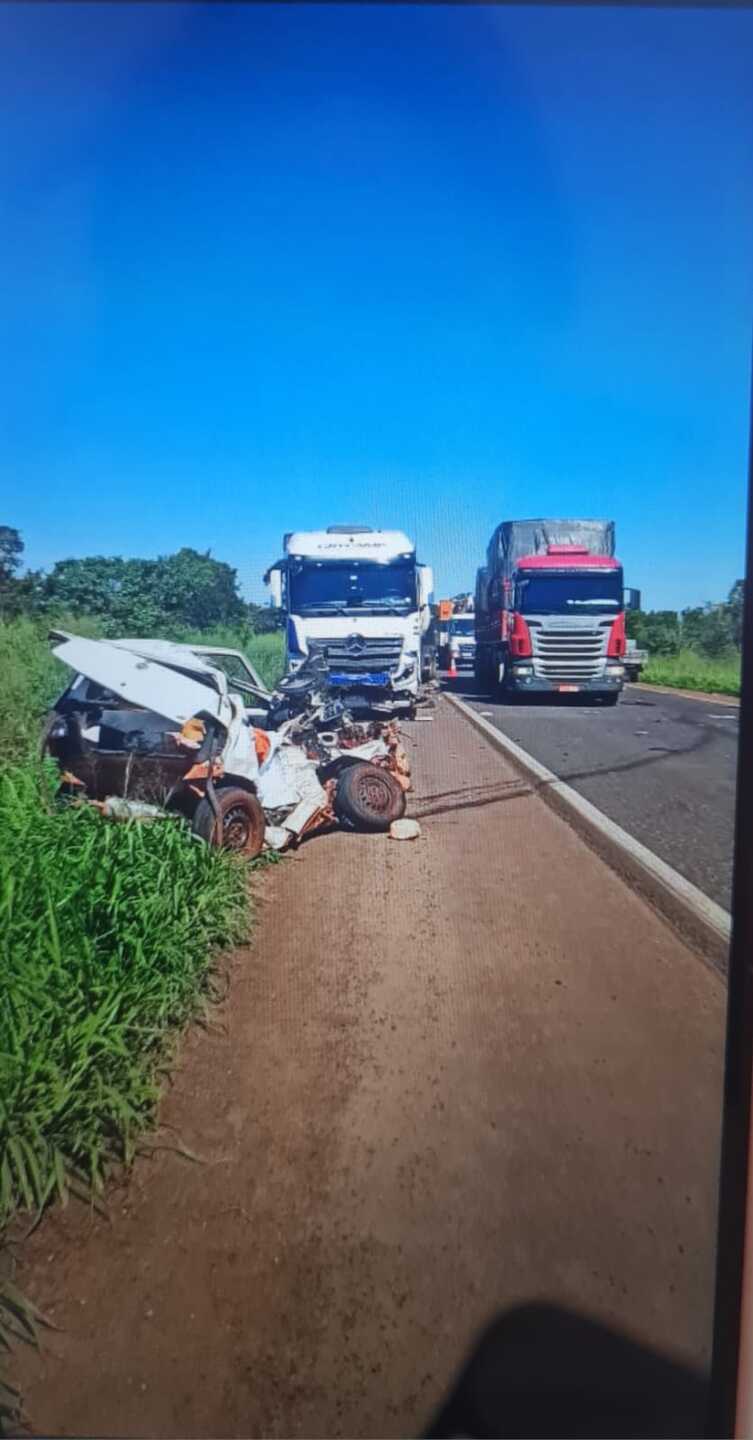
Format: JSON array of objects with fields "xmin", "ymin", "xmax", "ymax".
[
  {"xmin": 192, "ymin": 786, "xmax": 266, "ymax": 857},
  {"xmin": 334, "ymin": 762, "xmax": 406, "ymax": 832},
  {"xmin": 602, "ymin": 692, "xmax": 620, "ymax": 707}
]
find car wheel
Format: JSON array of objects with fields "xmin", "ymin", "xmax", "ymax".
[
  {"xmin": 192, "ymin": 786, "xmax": 266, "ymax": 856},
  {"xmin": 334, "ymin": 762, "xmax": 406, "ymax": 832}
]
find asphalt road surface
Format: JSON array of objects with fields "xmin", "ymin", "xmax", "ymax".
[{"xmin": 453, "ymin": 675, "xmax": 739, "ymax": 910}]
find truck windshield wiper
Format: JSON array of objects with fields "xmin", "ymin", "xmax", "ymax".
[{"xmin": 299, "ymin": 601, "xmax": 349, "ymax": 614}]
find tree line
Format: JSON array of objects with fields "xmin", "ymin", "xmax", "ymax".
[
  {"xmin": 626, "ymin": 579, "xmax": 744, "ymax": 657},
  {"xmin": 1, "ymin": 523, "xmax": 744, "ymax": 656},
  {"xmin": 0, "ymin": 525, "xmax": 283, "ymax": 635}
]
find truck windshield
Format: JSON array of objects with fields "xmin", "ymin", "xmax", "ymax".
[
  {"xmin": 448, "ymin": 618, "xmax": 474, "ymax": 635},
  {"xmin": 516, "ymin": 571, "xmax": 623, "ymax": 614},
  {"xmin": 289, "ymin": 559, "xmax": 417, "ymax": 616}
]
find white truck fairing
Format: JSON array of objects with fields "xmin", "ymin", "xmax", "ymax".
[{"xmin": 265, "ymin": 526, "xmax": 433, "ymax": 710}]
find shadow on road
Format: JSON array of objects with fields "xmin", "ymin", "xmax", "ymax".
[{"xmin": 423, "ymin": 1302, "xmax": 707, "ymax": 1439}]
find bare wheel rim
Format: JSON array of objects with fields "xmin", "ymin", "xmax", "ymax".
[
  {"xmin": 222, "ymin": 804, "xmax": 253, "ymax": 850},
  {"xmin": 353, "ymin": 768, "xmax": 393, "ymax": 816}
]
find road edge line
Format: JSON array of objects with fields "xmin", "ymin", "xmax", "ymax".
[
  {"xmin": 632, "ymin": 681, "xmax": 739, "ymax": 707},
  {"xmin": 445, "ymin": 691, "xmax": 731, "ymax": 974}
]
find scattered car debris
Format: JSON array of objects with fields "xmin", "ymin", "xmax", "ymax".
[
  {"xmin": 43, "ymin": 635, "xmax": 413, "ymax": 857},
  {"xmin": 390, "ymin": 818, "xmax": 422, "ymax": 841},
  {"xmin": 92, "ymin": 797, "xmax": 170, "ymax": 823}
]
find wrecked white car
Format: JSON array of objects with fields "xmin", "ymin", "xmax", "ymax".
[{"xmin": 43, "ymin": 633, "xmax": 411, "ymax": 857}]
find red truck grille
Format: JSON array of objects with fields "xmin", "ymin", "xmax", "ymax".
[{"xmin": 530, "ymin": 625, "xmax": 607, "ymax": 681}]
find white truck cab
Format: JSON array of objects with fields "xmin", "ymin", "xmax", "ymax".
[{"xmin": 264, "ymin": 525, "xmax": 434, "ymax": 712}]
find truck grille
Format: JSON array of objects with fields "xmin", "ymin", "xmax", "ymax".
[
  {"xmin": 530, "ymin": 624, "xmax": 607, "ymax": 681},
  {"xmin": 309, "ymin": 635, "xmax": 404, "ymax": 674}
]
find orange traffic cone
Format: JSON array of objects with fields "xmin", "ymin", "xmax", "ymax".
[{"xmin": 448, "ymin": 652, "xmax": 458, "ymax": 680}]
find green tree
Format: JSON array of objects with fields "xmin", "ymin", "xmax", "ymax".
[
  {"xmin": 151, "ymin": 549, "xmax": 245, "ymax": 630},
  {"xmin": 627, "ymin": 609, "xmax": 682, "ymax": 656},
  {"xmin": 0, "ymin": 526, "xmax": 23, "ymax": 584},
  {"xmin": 727, "ymin": 579, "xmax": 744, "ymax": 649},
  {"xmin": 41, "ymin": 555, "xmax": 128, "ymax": 618},
  {"xmin": 681, "ymin": 602, "xmax": 736, "ymax": 657},
  {"xmin": 41, "ymin": 548, "xmax": 247, "ymax": 634},
  {"xmin": 0, "ymin": 527, "xmax": 44, "ymax": 619}
]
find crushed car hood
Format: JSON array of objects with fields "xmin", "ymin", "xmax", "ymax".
[{"xmin": 51, "ymin": 635, "xmax": 231, "ymax": 728}]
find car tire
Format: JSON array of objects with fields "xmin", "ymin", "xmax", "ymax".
[
  {"xmin": 334, "ymin": 762, "xmax": 406, "ymax": 832},
  {"xmin": 192, "ymin": 786, "xmax": 266, "ymax": 856}
]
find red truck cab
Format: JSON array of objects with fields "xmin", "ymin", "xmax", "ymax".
[{"xmin": 476, "ymin": 535, "xmax": 627, "ymax": 703}]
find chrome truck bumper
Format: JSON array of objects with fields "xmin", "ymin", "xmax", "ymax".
[{"xmin": 504, "ymin": 666, "xmax": 624, "ymax": 695}]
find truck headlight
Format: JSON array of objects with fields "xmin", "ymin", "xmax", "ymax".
[
  {"xmin": 606, "ymin": 664, "xmax": 625, "ymax": 677},
  {"xmin": 513, "ymin": 663, "xmax": 533, "ymax": 675}
]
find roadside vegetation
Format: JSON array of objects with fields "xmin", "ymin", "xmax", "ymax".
[
  {"xmin": 642, "ymin": 649, "xmax": 741, "ymax": 697},
  {"xmin": 0, "ymin": 528, "xmax": 284, "ymax": 1423},
  {"xmin": 628, "ymin": 579, "xmax": 743, "ymax": 696}
]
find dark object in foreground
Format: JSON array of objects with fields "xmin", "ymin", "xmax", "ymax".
[{"xmin": 424, "ymin": 1303, "xmax": 707, "ymax": 1439}]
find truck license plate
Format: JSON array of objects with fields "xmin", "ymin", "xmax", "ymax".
[{"xmin": 558, "ymin": 684, "xmax": 580, "ymax": 692}]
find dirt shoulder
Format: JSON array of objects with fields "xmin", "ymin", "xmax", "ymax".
[{"xmin": 12, "ymin": 698, "xmax": 725, "ymax": 1438}]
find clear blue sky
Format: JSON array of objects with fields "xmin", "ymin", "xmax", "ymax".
[{"xmin": 2, "ymin": 2, "xmax": 752, "ymax": 610}]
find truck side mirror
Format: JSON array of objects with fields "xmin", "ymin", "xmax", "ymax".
[
  {"xmin": 266, "ymin": 568, "xmax": 283, "ymax": 608},
  {"xmin": 419, "ymin": 566, "xmax": 434, "ymax": 606},
  {"xmin": 623, "ymin": 588, "xmax": 641, "ymax": 612}
]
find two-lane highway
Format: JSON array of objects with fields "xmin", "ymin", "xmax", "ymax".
[{"xmin": 453, "ymin": 679, "xmax": 739, "ymax": 909}]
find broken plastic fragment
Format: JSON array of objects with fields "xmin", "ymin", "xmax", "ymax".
[
  {"xmin": 390, "ymin": 818, "xmax": 421, "ymax": 841},
  {"xmin": 254, "ymin": 729, "xmax": 272, "ymax": 764},
  {"xmin": 183, "ymin": 758, "xmax": 224, "ymax": 782},
  {"xmin": 100, "ymin": 797, "xmax": 167, "ymax": 822}
]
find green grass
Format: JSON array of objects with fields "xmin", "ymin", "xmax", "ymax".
[
  {"xmin": 0, "ymin": 614, "xmax": 107, "ymax": 768},
  {"xmin": 169, "ymin": 622, "xmax": 285, "ymax": 690},
  {"xmin": 642, "ymin": 648, "xmax": 741, "ymax": 697},
  {"xmin": 0, "ymin": 614, "xmax": 280, "ymax": 1420},
  {"xmin": 0, "ymin": 760, "xmax": 249, "ymax": 1230},
  {"xmin": 0, "ymin": 612, "xmax": 281, "ymax": 1225}
]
